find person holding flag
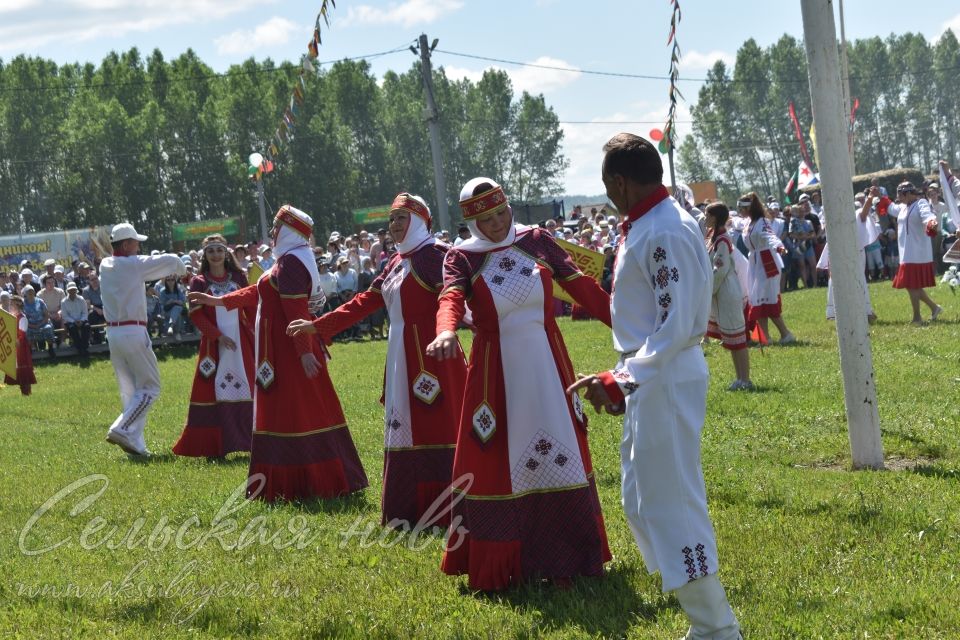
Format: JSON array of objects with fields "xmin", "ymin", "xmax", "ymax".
[
  {"xmin": 426, "ymin": 176, "xmax": 613, "ymax": 591},
  {"xmin": 1, "ymin": 294, "xmax": 36, "ymax": 396}
]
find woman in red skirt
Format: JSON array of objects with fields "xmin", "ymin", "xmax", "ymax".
[
  {"xmin": 173, "ymin": 234, "xmax": 254, "ymax": 458},
  {"xmin": 3, "ymin": 295, "xmax": 36, "ymax": 395},
  {"xmin": 875, "ymin": 182, "xmax": 943, "ymax": 325}
]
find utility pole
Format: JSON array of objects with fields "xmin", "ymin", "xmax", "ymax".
[
  {"xmin": 256, "ymin": 179, "xmax": 268, "ymax": 244},
  {"xmin": 838, "ymin": 0, "xmax": 856, "ymax": 176},
  {"xmin": 412, "ymin": 33, "xmax": 451, "ymax": 232},
  {"xmin": 801, "ymin": 0, "xmax": 884, "ymax": 470}
]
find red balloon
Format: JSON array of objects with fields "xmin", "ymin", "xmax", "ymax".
[
  {"xmin": 264, "ymin": 160, "xmax": 274, "ymax": 173},
  {"xmin": 649, "ymin": 128, "xmax": 664, "ymax": 142}
]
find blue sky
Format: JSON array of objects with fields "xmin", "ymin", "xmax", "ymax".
[{"xmin": 1, "ymin": 1, "xmax": 958, "ymax": 196}]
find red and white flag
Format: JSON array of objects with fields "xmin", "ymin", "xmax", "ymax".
[{"xmin": 797, "ymin": 160, "xmax": 819, "ymax": 189}]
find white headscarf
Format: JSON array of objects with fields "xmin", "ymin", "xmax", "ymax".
[
  {"xmin": 395, "ymin": 194, "xmax": 435, "ymax": 256},
  {"xmin": 271, "ymin": 205, "xmax": 323, "ymax": 312},
  {"xmin": 455, "ymin": 177, "xmax": 528, "ymax": 252}
]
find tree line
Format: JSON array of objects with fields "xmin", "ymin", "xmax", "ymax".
[
  {"xmin": 677, "ymin": 30, "xmax": 960, "ymax": 202},
  {"xmin": 0, "ymin": 49, "xmax": 567, "ymax": 244}
]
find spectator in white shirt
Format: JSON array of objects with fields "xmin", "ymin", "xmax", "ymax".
[{"xmin": 61, "ymin": 282, "xmax": 90, "ymax": 356}]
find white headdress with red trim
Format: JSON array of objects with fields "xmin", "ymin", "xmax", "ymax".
[{"xmin": 391, "ymin": 193, "xmax": 434, "ymax": 256}]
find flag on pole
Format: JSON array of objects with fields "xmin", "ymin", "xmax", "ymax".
[
  {"xmin": 809, "ymin": 122, "xmax": 820, "ymax": 171},
  {"xmin": 784, "ymin": 170, "xmax": 799, "ymax": 203},
  {"xmin": 797, "ymin": 160, "xmax": 819, "ymax": 189},
  {"xmin": 941, "ymin": 165, "xmax": 960, "ymax": 230},
  {"xmin": 788, "ymin": 101, "xmax": 814, "ymax": 169},
  {"xmin": 0, "ymin": 309, "xmax": 18, "ymax": 380}
]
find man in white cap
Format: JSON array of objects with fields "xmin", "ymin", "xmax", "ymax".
[
  {"xmin": 100, "ymin": 222, "xmax": 186, "ymax": 457},
  {"xmin": 61, "ymin": 281, "xmax": 90, "ymax": 356}
]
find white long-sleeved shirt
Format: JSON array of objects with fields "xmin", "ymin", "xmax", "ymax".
[
  {"xmin": 604, "ymin": 194, "xmax": 712, "ymax": 396},
  {"xmin": 99, "ymin": 254, "xmax": 186, "ymax": 324},
  {"xmin": 61, "ymin": 294, "xmax": 88, "ymax": 324},
  {"xmin": 889, "ymin": 198, "xmax": 937, "ymax": 265}
]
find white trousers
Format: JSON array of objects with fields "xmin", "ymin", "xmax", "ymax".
[
  {"xmin": 619, "ymin": 347, "xmax": 720, "ymax": 593},
  {"xmin": 106, "ymin": 326, "xmax": 161, "ymax": 449}
]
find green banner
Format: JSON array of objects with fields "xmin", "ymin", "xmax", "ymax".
[
  {"xmin": 352, "ymin": 205, "xmax": 392, "ymax": 226},
  {"xmin": 172, "ymin": 217, "xmax": 241, "ymax": 242}
]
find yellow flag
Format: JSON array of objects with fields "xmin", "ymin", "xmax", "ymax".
[
  {"xmin": 0, "ymin": 309, "xmax": 18, "ymax": 380},
  {"xmin": 552, "ymin": 239, "xmax": 606, "ymax": 305},
  {"xmin": 809, "ymin": 122, "xmax": 820, "ymax": 172},
  {"xmin": 247, "ymin": 262, "xmax": 265, "ymax": 285}
]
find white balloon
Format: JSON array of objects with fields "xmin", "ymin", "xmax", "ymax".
[{"xmin": 248, "ymin": 152, "xmax": 264, "ymax": 167}]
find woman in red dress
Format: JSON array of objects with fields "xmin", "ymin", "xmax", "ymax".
[
  {"xmin": 426, "ymin": 177, "xmax": 613, "ymax": 591},
  {"xmin": 288, "ymin": 193, "xmax": 466, "ymax": 527},
  {"xmin": 173, "ymin": 234, "xmax": 254, "ymax": 458},
  {"xmin": 189, "ymin": 206, "xmax": 368, "ymax": 501},
  {"xmin": 3, "ymin": 295, "xmax": 36, "ymax": 395}
]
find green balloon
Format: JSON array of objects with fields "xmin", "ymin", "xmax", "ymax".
[
  {"xmin": 658, "ymin": 138, "xmax": 670, "ymax": 154},
  {"xmin": 247, "ymin": 165, "xmax": 258, "ymax": 176}
]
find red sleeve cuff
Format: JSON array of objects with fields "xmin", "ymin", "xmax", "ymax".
[{"xmin": 597, "ymin": 370, "xmax": 626, "ymax": 405}]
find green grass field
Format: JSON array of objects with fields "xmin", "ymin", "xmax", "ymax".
[{"xmin": 1, "ymin": 282, "xmax": 959, "ymax": 639}]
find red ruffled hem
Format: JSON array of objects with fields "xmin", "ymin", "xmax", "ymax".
[
  {"xmin": 706, "ymin": 323, "xmax": 748, "ymax": 351},
  {"xmin": 172, "ymin": 428, "xmax": 223, "ymax": 457},
  {"xmin": 442, "ymin": 538, "xmax": 523, "ymax": 590},
  {"xmin": 441, "ymin": 513, "xmax": 610, "ymax": 591},
  {"xmin": 247, "ymin": 459, "xmax": 365, "ymax": 502},
  {"xmin": 892, "ymin": 262, "xmax": 935, "ymax": 289},
  {"xmin": 747, "ymin": 298, "xmax": 782, "ymax": 321},
  {"xmin": 5, "ymin": 369, "xmax": 36, "ymax": 395}
]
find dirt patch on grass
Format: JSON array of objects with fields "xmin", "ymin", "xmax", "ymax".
[{"xmin": 794, "ymin": 456, "xmax": 937, "ymax": 472}]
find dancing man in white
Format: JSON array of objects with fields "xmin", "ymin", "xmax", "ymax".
[
  {"xmin": 569, "ymin": 133, "xmax": 741, "ymax": 640},
  {"xmin": 101, "ymin": 222, "xmax": 186, "ymax": 457}
]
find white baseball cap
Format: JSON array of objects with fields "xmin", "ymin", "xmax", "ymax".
[{"xmin": 111, "ymin": 222, "xmax": 148, "ymax": 242}]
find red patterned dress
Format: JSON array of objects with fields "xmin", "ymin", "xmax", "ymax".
[
  {"xmin": 222, "ymin": 253, "xmax": 368, "ymax": 501},
  {"xmin": 3, "ymin": 311, "xmax": 35, "ymax": 395},
  {"xmin": 173, "ymin": 271, "xmax": 255, "ymax": 457},
  {"xmin": 311, "ymin": 241, "xmax": 466, "ymax": 526},
  {"xmin": 436, "ymin": 227, "xmax": 612, "ymax": 590}
]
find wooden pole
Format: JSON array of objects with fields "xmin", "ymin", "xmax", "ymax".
[{"xmin": 800, "ymin": 0, "xmax": 884, "ymax": 469}]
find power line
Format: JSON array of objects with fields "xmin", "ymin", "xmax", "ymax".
[{"xmin": 434, "ymin": 47, "xmax": 960, "ymax": 85}]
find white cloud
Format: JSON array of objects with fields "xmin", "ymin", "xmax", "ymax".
[
  {"xmin": 439, "ymin": 64, "xmax": 485, "ymax": 84},
  {"xmin": 560, "ymin": 104, "xmax": 693, "ymax": 195},
  {"xmin": 939, "ymin": 13, "xmax": 960, "ymax": 39},
  {"xmin": 215, "ymin": 17, "xmax": 301, "ymax": 56},
  {"xmin": 508, "ymin": 57, "xmax": 580, "ymax": 94},
  {"xmin": 439, "ymin": 56, "xmax": 580, "ymax": 96},
  {"xmin": 0, "ymin": 0, "xmax": 275, "ymax": 54},
  {"xmin": 0, "ymin": 0, "xmax": 40, "ymax": 12},
  {"xmin": 678, "ymin": 49, "xmax": 734, "ymax": 73},
  {"xmin": 339, "ymin": 0, "xmax": 463, "ymax": 28}
]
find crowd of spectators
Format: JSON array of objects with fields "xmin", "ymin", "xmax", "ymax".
[{"xmin": 6, "ymin": 179, "xmax": 953, "ymax": 358}]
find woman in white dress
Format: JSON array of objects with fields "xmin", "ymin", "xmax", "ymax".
[
  {"xmin": 739, "ymin": 192, "xmax": 795, "ymax": 344},
  {"xmin": 704, "ymin": 203, "xmax": 751, "ymax": 390}
]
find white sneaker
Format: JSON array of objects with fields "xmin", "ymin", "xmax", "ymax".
[
  {"xmin": 931, "ymin": 305, "xmax": 944, "ymax": 321},
  {"xmin": 166, "ymin": 326, "xmax": 174, "ymax": 336},
  {"xmin": 779, "ymin": 332, "xmax": 796, "ymax": 345},
  {"xmin": 106, "ymin": 429, "xmax": 150, "ymax": 457}
]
